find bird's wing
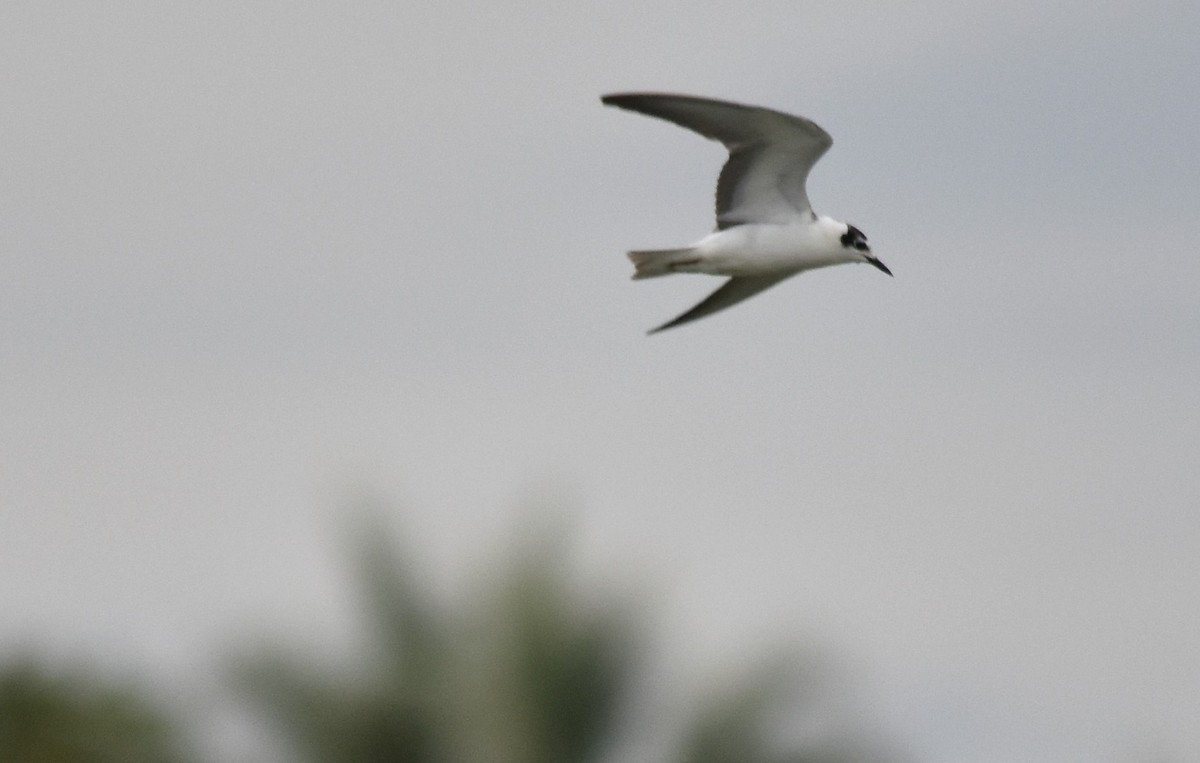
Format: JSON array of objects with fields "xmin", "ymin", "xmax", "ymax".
[
  {"xmin": 601, "ymin": 93, "xmax": 832, "ymax": 230},
  {"xmin": 648, "ymin": 274, "xmax": 792, "ymax": 334}
]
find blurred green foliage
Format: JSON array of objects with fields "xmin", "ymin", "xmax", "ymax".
[
  {"xmin": 0, "ymin": 514, "xmax": 899, "ymax": 762},
  {"xmin": 233, "ymin": 517, "xmax": 896, "ymax": 763},
  {"xmin": 234, "ymin": 521, "xmax": 638, "ymax": 763},
  {"xmin": 0, "ymin": 657, "xmax": 192, "ymax": 763}
]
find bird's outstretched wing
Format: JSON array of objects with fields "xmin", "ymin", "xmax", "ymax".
[
  {"xmin": 601, "ymin": 93, "xmax": 832, "ymax": 230},
  {"xmin": 648, "ymin": 275, "xmax": 792, "ymax": 334}
]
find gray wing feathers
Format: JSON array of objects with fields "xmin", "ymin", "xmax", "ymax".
[
  {"xmin": 647, "ymin": 275, "xmax": 791, "ymax": 334},
  {"xmin": 600, "ymin": 93, "xmax": 829, "ymax": 149},
  {"xmin": 714, "ymin": 150, "xmax": 758, "ymax": 230},
  {"xmin": 601, "ymin": 93, "xmax": 833, "ymax": 228}
]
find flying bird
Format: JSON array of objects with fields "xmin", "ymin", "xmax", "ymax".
[{"xmin": 602, "ymin": 92, "xmax": 891, "ymax": 334}]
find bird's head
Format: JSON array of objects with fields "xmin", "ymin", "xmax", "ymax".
[{"xmin": 839, "ymin": 223, "xmax": 891, "ymax": 276}]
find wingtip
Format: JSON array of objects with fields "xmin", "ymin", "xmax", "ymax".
[
  {"xmin": 645, "ymin": 317, "xmax": 682, "ymax": 335},
  {"xmin": 601, "ymin": 92, "xmax": 657, "ymax": 109},
  {"xmin": 645, "ymin": 315, "xmax": 677, "ymax": 335}
]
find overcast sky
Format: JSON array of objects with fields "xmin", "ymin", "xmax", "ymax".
[{"xmin": 3, "ymin": 2, "xmax": 1199, "ymax": 760}]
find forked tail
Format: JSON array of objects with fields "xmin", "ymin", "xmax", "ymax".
[{"xmin": 627, "ymin": 247, "xmax": 699, "ymax": 280}]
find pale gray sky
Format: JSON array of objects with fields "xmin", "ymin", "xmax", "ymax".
[{"xmin": 3, "ymin": 2, "xmax": 1199, "ymax": 760}]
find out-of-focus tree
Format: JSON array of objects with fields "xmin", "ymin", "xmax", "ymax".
[
  {"xmin": 233, "ymin": 514, "xmax": 901, "ymax": 763},
  {"xmin": 0, "ymin": 657, "xmax": 194, "ymax": 763},
  {"xmin": 676, "ymin": 658, "xmax": 884, "ymax": 763}
]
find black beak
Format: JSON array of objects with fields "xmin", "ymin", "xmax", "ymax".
[{"xmin": 866, "ymin": 255, "xmax": 892, "ymax": 277}]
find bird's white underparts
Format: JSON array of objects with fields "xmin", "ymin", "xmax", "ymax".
[{"xmin": 602, "ymin": 92, "xmax": 891, "ymax": 334}]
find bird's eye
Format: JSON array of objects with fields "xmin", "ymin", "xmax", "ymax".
[{"xmin": 855, "ymin": 242, "xmax": 868, "ymax": 251}]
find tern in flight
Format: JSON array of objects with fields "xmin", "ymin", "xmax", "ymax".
[{"xmin": 602, "ymin": 93, "xmax": 891, "ymax": 333}]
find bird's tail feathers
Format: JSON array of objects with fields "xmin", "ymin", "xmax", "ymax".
[{"xmin": 627, "ymin": 247, "xmax": 698, "ymax": 280}]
